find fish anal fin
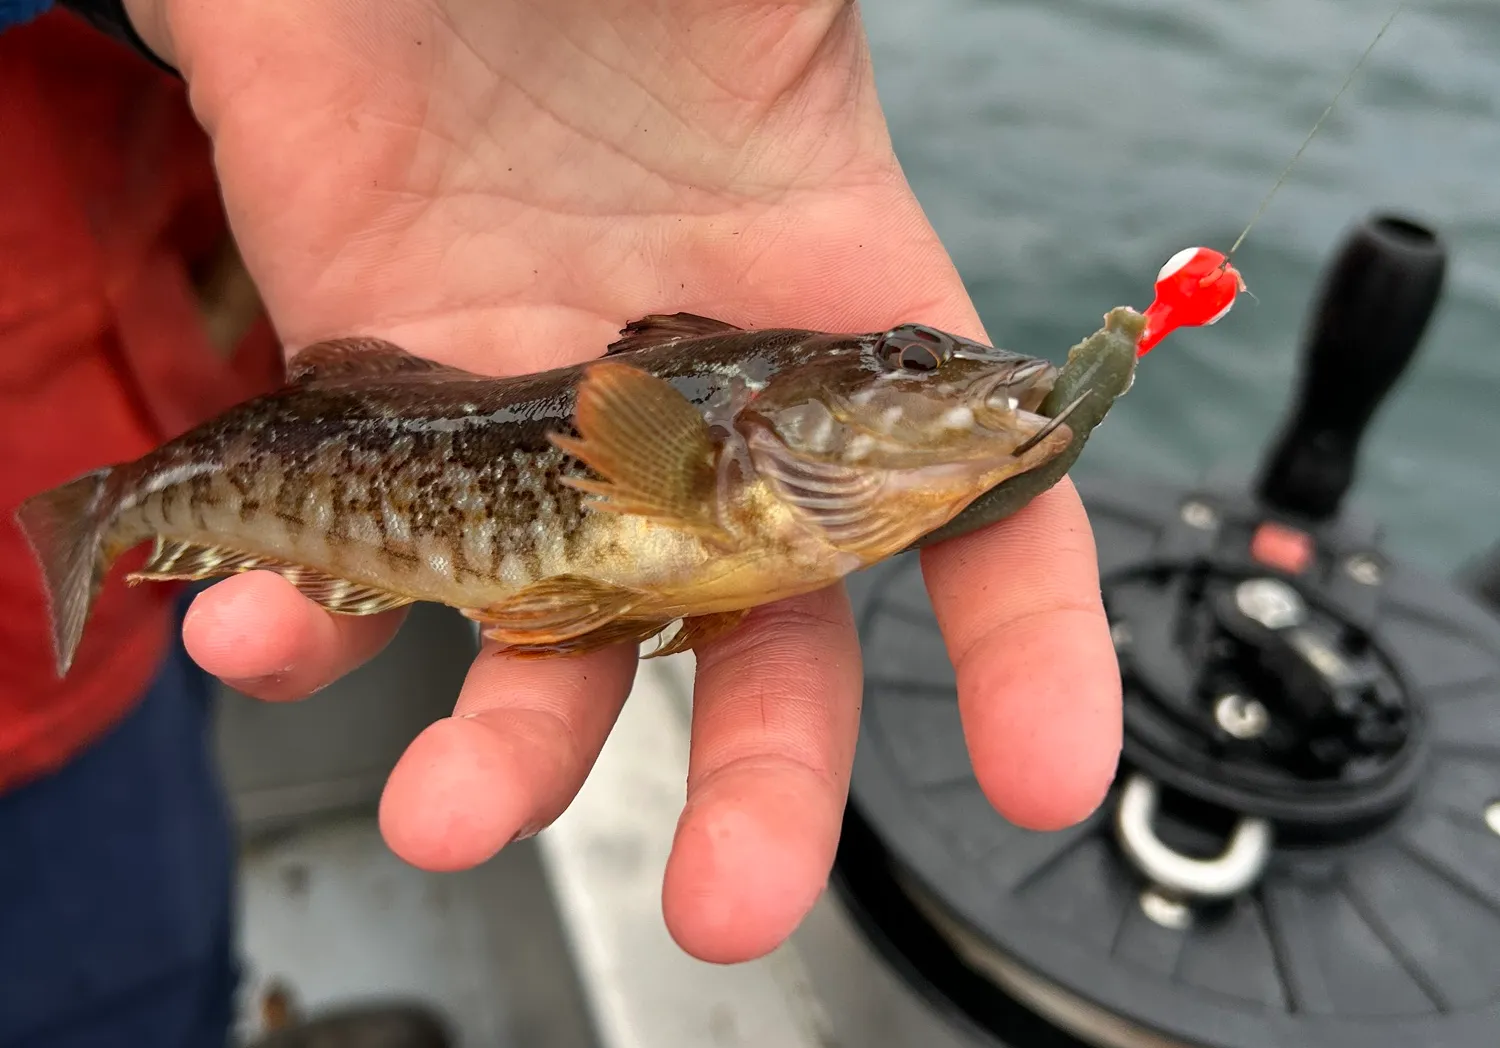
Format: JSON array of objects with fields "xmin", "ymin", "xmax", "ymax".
[
  {"xmin": 646, "ymin": 609, "xmax": 748, "ymax": 659},
  {"xmin": 604, "ymin": 313, "xmax": 742, "ymax": 356},
  {"xmin": 550, "ymin": 361, "xmax": 731, "ymax": 546},
  {"xmin": 286, "ymin": 337, "xmax": 475, "ymax": 385},
  {"xmin": 269, "ymin": 566, "xmax": 416, "ymax": 615},
  {"xmin": 128, "ymin": 539, "xmax": 412, "ymax": 616},
  {"xmin": 129, "ymin": 537, "xmax": 269, "ymax": 581}
]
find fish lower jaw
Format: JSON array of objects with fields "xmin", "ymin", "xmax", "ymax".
[
  {"xmin": 872, "ymin": 455, "xmax": 1050, "ymax": 542},
  {"xmin": 881, "ymin": 457, "xmax": 1026, "ymax": 506}
]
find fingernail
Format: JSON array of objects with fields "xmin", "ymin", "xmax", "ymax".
[
  {"xmin": 508, "ymin": 822, "xmax": 543, "ymax": 844},
  {"xmin": 222, "ymin": 672, "xmax": 284, "ymax": 691},
  {"xmin": 221, "ymin": 670, "xmax": 309, "ymax": 700}
]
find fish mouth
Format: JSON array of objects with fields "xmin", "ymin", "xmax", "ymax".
[
  {"xmin": 885, "ymin": 403, "xmax": 1063, "ymax": 492},
  {"xmin": 971, "ymin": 358, "xmax": 1057, "ymax": 423}
]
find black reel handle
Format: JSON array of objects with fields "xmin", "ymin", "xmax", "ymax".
[{"xmin": 1254, "ymin": 213, "xmax": 1447, "ymax": 522}]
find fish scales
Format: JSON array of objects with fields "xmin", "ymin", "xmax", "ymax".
[{"xmin": 114, "ymin": 386, "xmax": 599, "ymax": 604}]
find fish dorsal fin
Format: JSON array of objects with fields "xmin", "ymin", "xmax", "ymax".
[
  {"xmin": 286, "ymin": 337, "xmax": 475, "ymax": 385},
  {"xmin": 550, "ymin": 361, "xmax": 732, "ymax": 547},
  {"xmin": 603, "ymin": 313, "xmax": 742, "ymax": 357}
]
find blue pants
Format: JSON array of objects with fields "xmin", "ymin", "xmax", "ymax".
[{"xmin": 0, "ymin": 599, "xmax": 238, "ymax": 1048}]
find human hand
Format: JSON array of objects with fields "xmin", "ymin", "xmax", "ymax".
[{"xmin": 129, "ymin": 0, "xmax": 1121, "ymax": 962}]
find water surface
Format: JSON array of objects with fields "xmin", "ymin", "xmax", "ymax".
[{"xmin": 863, "ymin": 0, "xmax": 1500, "ymax": 574}]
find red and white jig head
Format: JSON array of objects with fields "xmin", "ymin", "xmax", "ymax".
[
  {"xmin": 1136, "ymin": 246, "xmax": 1248, "ymax": 356},
  {"xmin": 1128, "ymin": 0, "xmax": 1409, "ymax": 357}
]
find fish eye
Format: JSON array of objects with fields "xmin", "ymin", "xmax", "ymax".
[
  {"xmin": 878, "ymin": 325, "xmax": 951, "ymax": 373},
  {"xmin": 896, "ymin": 344, "xmax": 942, "ymax": 371}
]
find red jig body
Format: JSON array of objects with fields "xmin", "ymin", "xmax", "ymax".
[{"xmin": 1137, "ymin": 247, "xmax": 1247, "ymax": 356}]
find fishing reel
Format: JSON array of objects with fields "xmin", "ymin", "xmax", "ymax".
[
  {"xmin": 1108, "ymin": 214, "xmax": 1447, "ymax": 869},
  {"xmin": 835, "ymin": 213, "xmax": 1500, "ymax": 1048}
]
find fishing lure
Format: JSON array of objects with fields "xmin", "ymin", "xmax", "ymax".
[
  {"xmin": 916, "ymin": 243, "xmax": 1246, "ymax": 550},
  {"xmin": 1136, "ymin": 247, "xmax": 1248, "ymax": 356}
]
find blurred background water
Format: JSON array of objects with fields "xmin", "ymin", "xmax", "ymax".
[{"xmin": 862, "ymin": 0, "xmax": 1500, "ymax": 576}]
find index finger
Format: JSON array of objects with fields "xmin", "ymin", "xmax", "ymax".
[{"xmin": 919, "ymin": 477, "xmax": 1121, "ymax": 830}]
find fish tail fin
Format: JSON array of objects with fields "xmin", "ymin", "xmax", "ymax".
[{"xmin": 15, "ymin": 467, "xmax": 119, "ymax": 678}]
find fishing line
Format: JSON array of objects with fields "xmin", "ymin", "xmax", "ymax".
[{"xmin": 1226, "ymin": 0, "xmax": 1413, "ymax": 260}]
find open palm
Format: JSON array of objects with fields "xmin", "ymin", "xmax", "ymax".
[{"xmin": 139, "ymin": 0, "xmax": 1121, "ymax": 962}]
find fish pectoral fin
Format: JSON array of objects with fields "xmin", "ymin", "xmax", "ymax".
[
  {"xmin": 469, "ymin": 574, "xmax": 650, "ymax": 648},
  {"xmin": 645, "ymin": 609, "xmax": 748, "ymax": 659},
  {"xmin": 603, "ymin": 313, "xmax": 742, "ymax": 356},
  {"xmin": 550, "ymin": 361, "xmax": 731, "ymax": 545},
  {"xmin": 746, "ymin": 428, "xmax": 906, "ymax": 561},
  {"xmin": 286, "ymin": 336, "xmax": 479, "ymax": 386},
  {"xmin": 128, "ymin": 539, "xmax": 413, "ymax": 616}
]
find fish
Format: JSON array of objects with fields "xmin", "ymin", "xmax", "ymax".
[{"xmin": 16, "ymin": 312, "xmax": 1076, "ymax": 676}]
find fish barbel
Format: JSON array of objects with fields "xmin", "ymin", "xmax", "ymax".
[{"xmin": 17, "ymin": 312, "xmax": 1075, "ymax": 676}]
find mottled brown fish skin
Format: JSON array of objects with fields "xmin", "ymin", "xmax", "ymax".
[
  {"xmin": 107, "ymin": 328, "xmax": 857, "ymax": 608},
  {"xmin": 112, "ymin": 381, "xmax": 595, "ymax": 603}
]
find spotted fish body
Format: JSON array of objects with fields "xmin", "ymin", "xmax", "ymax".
[{"xmin": 17, "ymin": 313, "xmax": 1074, "ymax": 676}]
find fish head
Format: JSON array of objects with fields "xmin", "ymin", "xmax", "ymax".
[
  {"xmin": 740, "ymin": 323, "xmax": 1074, "ymax": 558},
  {"xmin": 747, "ymin": 323, "xmax": 1064, "ymax": 472}
]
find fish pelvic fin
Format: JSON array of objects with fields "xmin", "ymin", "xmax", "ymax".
[
  {"xmin": 645, "ymin": 609, "xmax": 748, "ymax": 659},
  {"xmin": 490, "ymin": 617, "xmax": 674, "ymax": 659},
  {"xmin": 550, "ymin": 361, "xmax": 733, "ymax": 548},
  {"xmin": 15, "ymin": 467, "xmax": 118, "ymax": 678},
  {"xmin": 128, "ymin": 539, "xmax": 415, "ymax": 617},
  {"xmin": 468, "ymin": 574, "xmax": 669, "ymax": 657}
]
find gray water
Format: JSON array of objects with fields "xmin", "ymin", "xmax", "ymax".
[{"xmin": 862, "ymin": 0, "xmax": 1500, "ymax": 576}]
